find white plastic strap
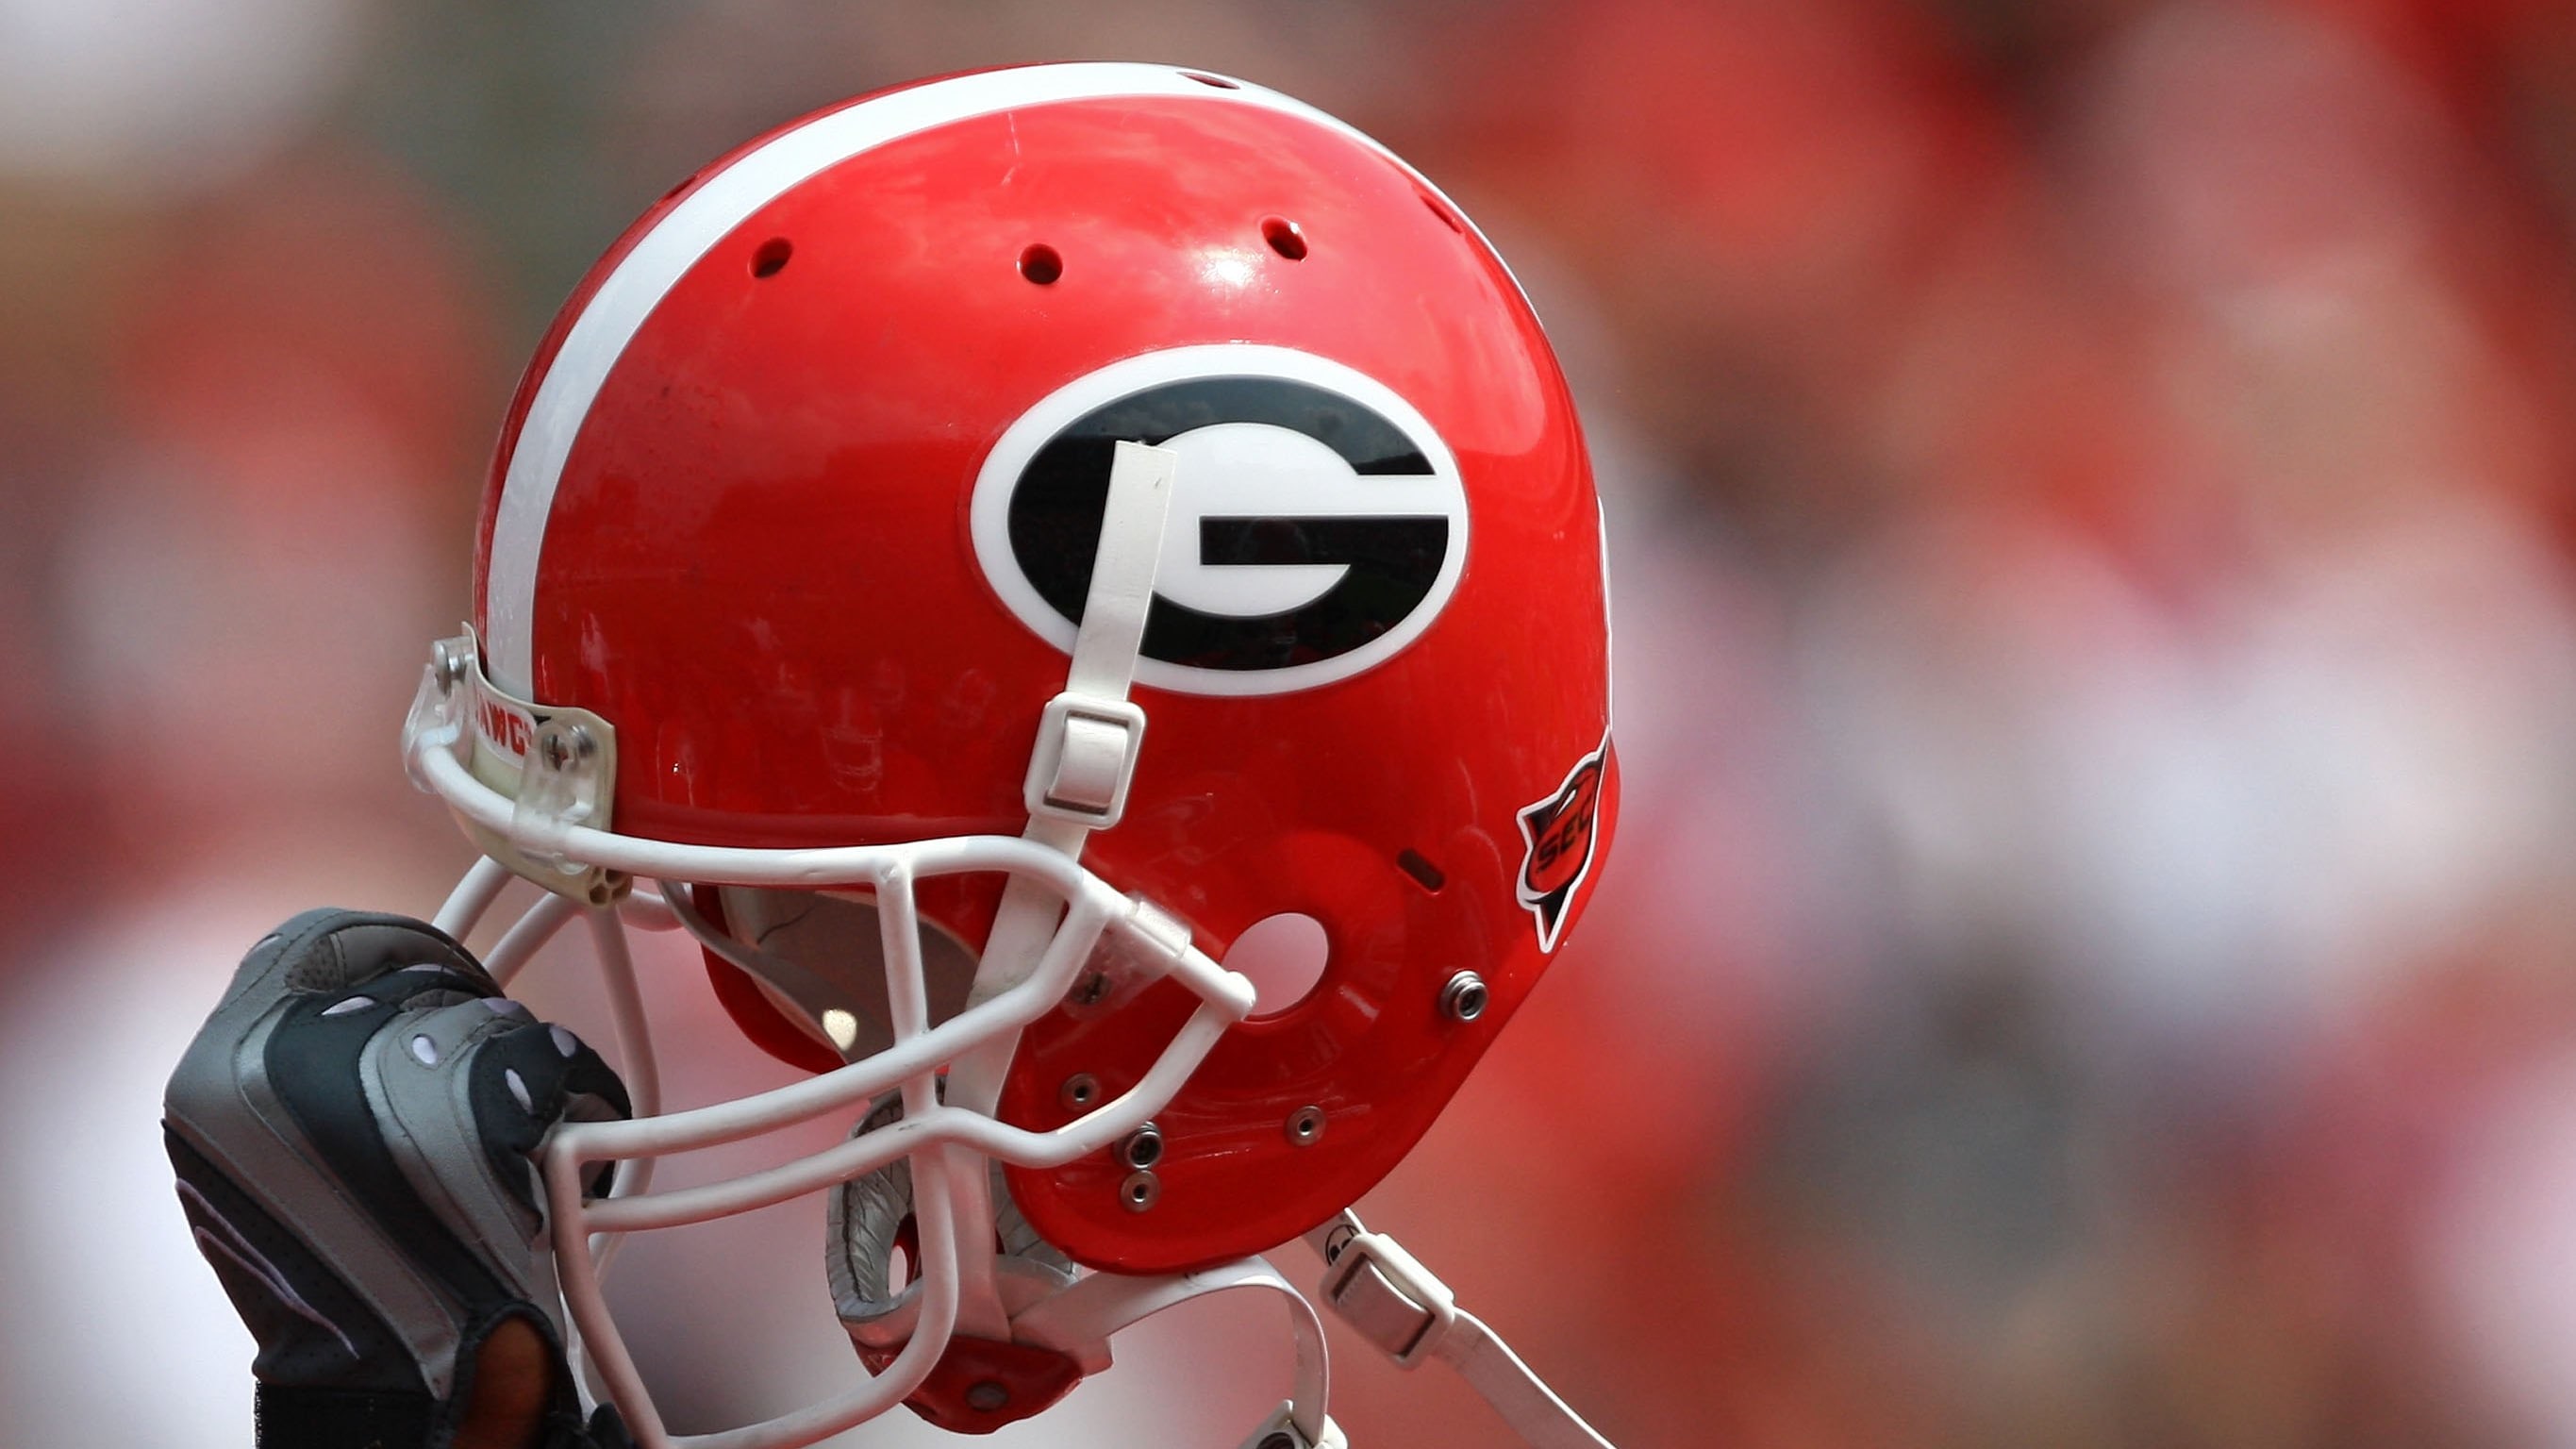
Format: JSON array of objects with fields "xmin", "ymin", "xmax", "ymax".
[
  {"xmin": 1071, "ymin": 439, "xmax": 1176, "ymax": 700},
  {"xmin": 1022, "ymin": 439, "xmax": 1174, "ymax": 829},
  {"xmin": 954, "ymin": 439, "xmax": 1180, "ymax": 1337},
  {"xmin": 1305, "ymin": 1211, "xmax": 1619, "ymax": 1449}
]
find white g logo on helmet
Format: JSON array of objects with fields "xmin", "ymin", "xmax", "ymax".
[{"xmin": 971, "ymin": 345, "xmax": 1471, "ymax": 697}]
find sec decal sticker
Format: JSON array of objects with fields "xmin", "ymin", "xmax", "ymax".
[
  {"xmin": 970, "ymin": 345, "xmax": 1469, "ymax": 696},
  {"xmin": 1517, "ymin": 735, "xmax": 1609, "ymax": 953}
]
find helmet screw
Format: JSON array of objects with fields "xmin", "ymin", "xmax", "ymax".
[
  {"xmin": 1120, "ymin": 1169, "xmax": 1161, "ymax": 1212},
  {"xmin": 540, "ymin": 724, "xmax": 595, "ymax": 772},
  {"xmin": 1058, "ymin": 1073, "xmax": 1102, "ymax": 1113},
  {"xmin": 1118, "ymin": 1122, "xmax": 1164, "ymax": 1171},
  {"xmin": 1286, "ymin": 1105, "xmax": 1325, "ymax": 1146},
  {"xmin": 1440, "ymin": 970, "xmax": 1488, "ymax": 1022},
  {"xmin": 430, "ymin": 639, "xmax": 469, "ymax": 694},
  {"xmin": 965, "ymin": 1379, "xmax": 1010, "ymax": 1413}
]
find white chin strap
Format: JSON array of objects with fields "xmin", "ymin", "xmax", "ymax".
[
  {"xmin": 937, "ymin": 439, "xmax": 1179, "ymax": 1341},
  {"xmin": 1298, "ymin": 1212, "xmax": 1617, "ymax": 1449},
  {"xmin": 406, "ymin": 439, "xmax": 1617, "ymax": 1449}
]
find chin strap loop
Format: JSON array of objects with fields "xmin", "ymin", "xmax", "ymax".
[{"xmin": 1304, "ymin": 1210, "xmax": 1620, "ymax": 1449}]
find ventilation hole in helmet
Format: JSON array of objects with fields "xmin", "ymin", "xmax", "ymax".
[
  {"xmin": 1181, "ymin": 71, "xmax": 1240, "ymax": 89},
  {"xmin": 750, "ymin": 237, "xmax": 794, "ymax": 278},
  {"xmin": 1223, "ymin": 912, "xmax": 1329, "ymax": 1017},
  {"xmin": 1019, "ymin": 243, "xmax": 1063, "ymax": 285},
  {"xmin": 1260, "ymin": 216, "xmax": 1307, "ymax": 260},
  {"xmin": 1396, "ymin": 849, "xmax": 1447, "ymax": 893},
  {"xmin": 1420, "ymin": 192, "xmax": 1462, "ymax": 233}
]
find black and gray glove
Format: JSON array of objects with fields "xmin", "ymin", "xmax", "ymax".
[{"xmin": 164, "ymin": 908, "xmax": 633, "ymax": 1449}]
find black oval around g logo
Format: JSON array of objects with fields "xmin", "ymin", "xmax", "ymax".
[{"xmin": 972, "ymin": 347, "xmax": 1469, "ymax": 696}]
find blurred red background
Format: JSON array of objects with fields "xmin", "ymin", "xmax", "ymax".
[{"xmin": 10, "ymin": 2, "xmax": 2576, "ymax": 1444}]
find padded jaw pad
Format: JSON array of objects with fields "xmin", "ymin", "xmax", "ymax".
[{"xmin": 826, "ymin": 1094, "xmax": 1078, "ymax": 1329}]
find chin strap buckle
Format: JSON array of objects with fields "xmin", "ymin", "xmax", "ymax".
[
  {"xmin": 1317, "ymin": 1219, "xmax": 1458, "ymax": 1367},
  {"xmin": 1305, "ymin": 1210, "xmax": 1620, "ymax": 1449},
  {"xmin": 1023, "ymin": 691, "xmax": 1148, "ymax": 826}
]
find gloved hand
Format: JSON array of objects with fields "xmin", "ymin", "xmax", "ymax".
[{"xmin": 163, "ymin": 908, "xmax": 634, "ymax": 1449}]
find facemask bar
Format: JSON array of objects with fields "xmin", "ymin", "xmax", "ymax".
[
  {"xmin": 409, "ymin": 817, "xmax": 1255, "ymax": 1449},
  {"xmin": 556, "ymin": 856, "xmax": 966, "ymax": 1449}
]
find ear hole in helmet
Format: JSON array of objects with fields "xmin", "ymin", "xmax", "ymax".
[
  {"xmin": 1018, "ymin": 243, "xmax": 1063, "ymax": 285},
  {"xmin": 750, "ymin": 237, "xmax": 794, "ymax": 278},
  {"xmin": 1260, "ymin": 216, "xmax": 1307, "ymax": 260},
  {"xmin": 1222, "ymin": 912, "xmax": 1329, "ymax": 1017},
  {"xmin": 1180, "ymin": 71, "xmax": 1240, "ymax": 89}
]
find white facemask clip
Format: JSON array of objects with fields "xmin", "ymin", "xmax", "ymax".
[{"xmin": 405, "ymin": 628, "xmax": 625, "ymax": 908}]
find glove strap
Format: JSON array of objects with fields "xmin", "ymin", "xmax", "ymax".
[{"xmin": 1303, "ymin": 1211, "xmax": 1618, "ymax": 1449}]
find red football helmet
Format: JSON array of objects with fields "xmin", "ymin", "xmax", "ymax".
[{"xmin": 401, "ymin": 61, "xmax": 1615, "ymax": 1449}]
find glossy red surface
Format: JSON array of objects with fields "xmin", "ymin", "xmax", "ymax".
[
  {"xmin": 852, "ymin": 1334, "xmax": 1086, "ymax": 1433},
  {"xmin": 476, "ymin": 76, "xmax": 1614, "ymax": 1274}
]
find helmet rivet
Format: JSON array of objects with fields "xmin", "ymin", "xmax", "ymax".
[
  {"xmin": 1058, "ymin": 1073, "xmax": 1101, "ymax": 1112},
  {"xmin": 965, "ymin": 1379, "xmax": 1010, "ymax": 1413},
  {"xmin": 1120, "ymin": 1169, "xmax": 1161, "ymax": 1212},
  {"xmin": 1286, "ymin": 1106, "xmax": 1325, "ymax": 1146},
  {"xmin": 430, "ymin": 639, "xmax": 468, "ymax": 694},
  {"xmin": 1258, "ymin": 1434, "xmax": 1297, "ymax": 1449},
  {"xmin": 1118, "ymin": 1122, "xmax": 1164, "ymax": 1171},
  {"xmin": 1440, "ymin": 970, "xmax": 1488, "ymax": 1022}
]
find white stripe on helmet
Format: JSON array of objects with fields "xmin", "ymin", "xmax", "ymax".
[{"xmin": 481, "ymin": 61, "xmax": 1506, "ymax": 696}]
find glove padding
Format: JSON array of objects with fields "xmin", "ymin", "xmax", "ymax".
[{"xmin": 164, "ymin": 908, "xmax": 634, "ymax": 1449}]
